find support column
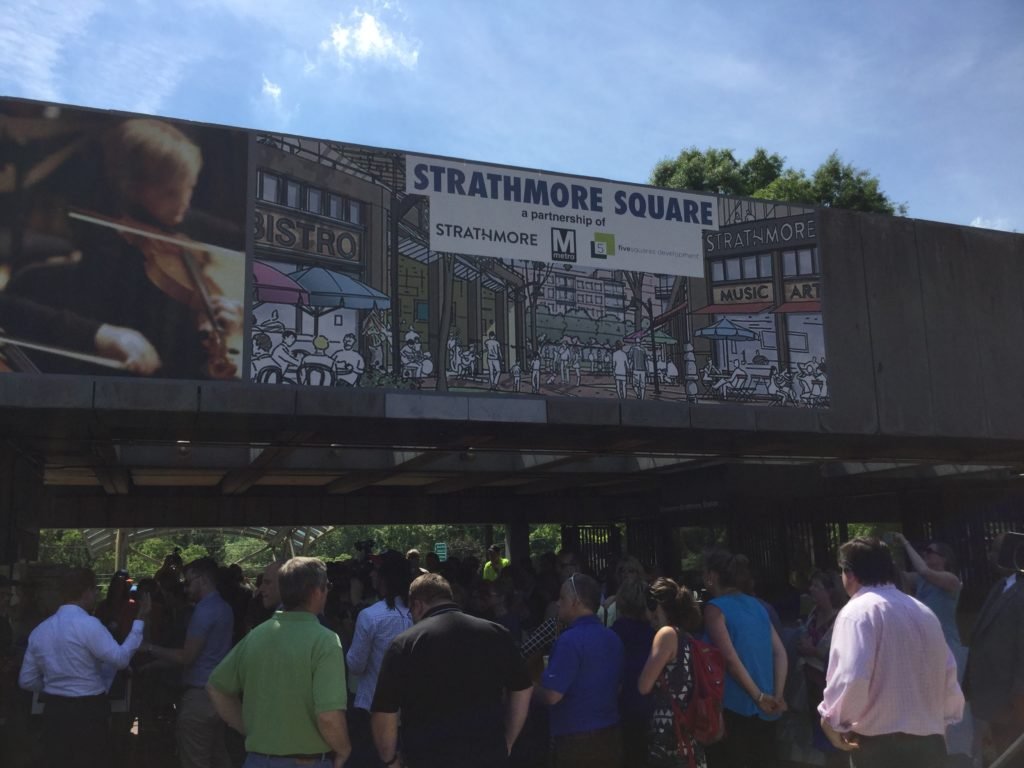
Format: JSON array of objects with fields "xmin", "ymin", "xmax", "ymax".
[
  {"xmin": 0, "ymin": 443, "xmax": 42, "ymax": 567},
  {"xmin": 113, "ymin": 529, "xmax": 128, "ymax": 572},
  {"xmin": 508, "ymin": 519, "xmax": 530, "ymax": 567}
]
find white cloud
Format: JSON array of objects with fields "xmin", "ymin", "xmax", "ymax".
[
  {"xmin": 320, "ymin": 9, "xmax": 419, "ymax": 69},
  {"xmin": 0, "ymin": 1, "xmax": 106, "ymax": 102},
  {"xmin": 970, "ymin": 216, "xmax": 1016, "ymax": 232},
  {"xmin": 262, "ymin": 76, "xmax": 282, "ymax": 102}
]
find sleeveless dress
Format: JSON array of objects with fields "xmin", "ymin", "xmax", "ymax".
[{"xmin": 647, "ymin": 629, "xmax": 707, "ymax": 768}]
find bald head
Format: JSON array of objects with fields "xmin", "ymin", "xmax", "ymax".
[{"xmin": 259, "ymin": 560, "xmax": 285, "ymax": 610}]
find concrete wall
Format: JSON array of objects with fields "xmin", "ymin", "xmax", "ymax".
[{"xmin": 819, "ymin": 209, "xmax": 1024, "ymax": 440}]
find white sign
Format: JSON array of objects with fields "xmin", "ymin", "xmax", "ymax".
[{"xmin": 405, "ymin": 156, "xmax": 718, "ymax": 277}]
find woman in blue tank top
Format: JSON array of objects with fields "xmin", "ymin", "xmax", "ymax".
[
  {"xmin": 893, "ymin": 533, "xmax": 972, "ymax": 761},
  {"xmin": 702, "ymin": 549, "xmax": 787, "ymax": 768}
]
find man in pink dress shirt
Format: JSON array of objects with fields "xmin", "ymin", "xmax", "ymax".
[{"xmin": 818, "ymin": 537, "xmax": 964, "ymax": 768}]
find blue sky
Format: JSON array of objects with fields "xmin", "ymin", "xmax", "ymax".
[{"xmin": 1, "ymin": 0, "xmax": 1020, "ymax": 231}]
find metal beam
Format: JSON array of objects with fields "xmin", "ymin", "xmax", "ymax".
[
  {"xmin": 325, "ymin": 450, "xmax": 448, "ymax": 494},
  {"xmin": 219, "ymin": 432, "xmax": 317, "ymax": 495}
]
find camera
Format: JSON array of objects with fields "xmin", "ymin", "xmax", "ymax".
[{"xmin": 996, "ymin": 531, "xmax": 1024, "ymax": 573}]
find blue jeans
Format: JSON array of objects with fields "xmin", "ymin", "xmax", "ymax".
[{"xmin": 243, "ymin": 753, "xmax": 333, "ymax": 768}]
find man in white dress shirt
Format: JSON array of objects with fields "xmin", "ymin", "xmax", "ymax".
[
  {"xmin": 19, "ymin": 566, "xmax": 150, "ymax": 768},
  {"xmin": 819, "ymin": 537, "xmax": 963, "ymax": 768},
  {"xmin": 346, "ymin": 551, "xmax": 414, "ymax": 767}
]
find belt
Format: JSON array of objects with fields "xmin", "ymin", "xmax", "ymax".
[
  {"xmin": 553, "ymin": 723, "xmax": 619, "ymax": 741},
  {"xmin": 856, "ymin": 731, "xmax": 941, "ymax": 742},
  {"xmin": 249, "ymin": 752, "xmax": 334, "ymax": 764},
  {"xmin": 41, "ymin": 693, "xmax": 107, "ymax": 703}
]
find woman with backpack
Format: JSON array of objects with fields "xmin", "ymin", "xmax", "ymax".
[
  {"xmin": 638, "ymin": 577, "xmax": 707, "ymax": 768},
  {"xmin": 703, "ymin": 549, "xmax": 788, "ymax": 768}
]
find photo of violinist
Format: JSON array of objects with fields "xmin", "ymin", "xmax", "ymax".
[{"xmin": 0, "ymin": 101, "xmax": 246, "ymax": 379}]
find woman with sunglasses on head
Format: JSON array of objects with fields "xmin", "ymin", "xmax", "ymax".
[
  {"xmin": 637, "ymin": 578, "xmax": 705, "ymax": 768},
  {"xmin": 701, "ymin": 550, "xmax": 787, "ymax": 768},
  {"xmin": 892, "ymin": 533, "xmax": 972, "ymax": 762}
]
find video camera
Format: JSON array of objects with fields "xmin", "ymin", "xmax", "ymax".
[{"xmin": 996, "ymin": 531, "xmax": 1024, "ymax": 574}]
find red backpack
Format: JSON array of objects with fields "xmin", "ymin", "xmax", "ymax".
[{"xmin": 660, "ymin": 631, "xmax": 726, "ymax": 767}]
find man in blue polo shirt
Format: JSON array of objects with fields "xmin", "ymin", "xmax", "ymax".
[{"xmin": 537, "ymin": 572, "xmax": 624, "ymax": 768}]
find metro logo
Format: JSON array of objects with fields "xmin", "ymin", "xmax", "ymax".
[{"xmin": 551, "ymin": 228, "xmax": 577, "ymax": 263}]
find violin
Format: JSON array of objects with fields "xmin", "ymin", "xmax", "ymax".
[{"xmin": 69, "ymin": 209, "xmax": 245, "ymax": 379}]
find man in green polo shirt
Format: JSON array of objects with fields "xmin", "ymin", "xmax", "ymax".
[{"xmin": 207, "ymin": 557, "xmax": 350, "ymax": 768}]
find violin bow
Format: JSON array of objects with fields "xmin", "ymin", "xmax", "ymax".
[
  {"xmin": 0, "ymin": 334, "xmax": 127, "ymax": 370},
  {"xmin": 67, "ymin": 209, "xmax": 242, "ymax": 261}
]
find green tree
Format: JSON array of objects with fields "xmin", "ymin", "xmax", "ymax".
[{"xmin": 652, "ymin": 146, "xmax": 906, "ymax": 215}]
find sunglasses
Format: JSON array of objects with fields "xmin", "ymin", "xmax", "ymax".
[{"xmin": 645, "ymin": 588, "xmax": 659, "ymax": 612}]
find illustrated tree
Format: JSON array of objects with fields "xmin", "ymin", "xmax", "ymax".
[{"xmin": 502, "ymin": 259, "xmax": 555, "ymax": 354}]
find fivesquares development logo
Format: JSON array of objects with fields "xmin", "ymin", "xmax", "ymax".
[
  {"xmin": 591, "ymin": 232, "xmax": 615, "ymax": 259},
  {"xmin": 551, "ymin": 228, "xmax": 577, "ymax": 263}
]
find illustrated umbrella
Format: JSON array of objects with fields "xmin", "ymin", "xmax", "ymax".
[
  {"xmin": 288, "ymin": 266, "xmax": 392, "ymax": 335},
  {"xmin": 252, "ymin": 261, "xmax": 309, "ymax": 305},
  {"xmin": 288, "ymin": 267, "xmax": 391, "ymax": 310},
  {"xmin": 693, "ymin": 317, "xmax": 758, "ymax": 341}
]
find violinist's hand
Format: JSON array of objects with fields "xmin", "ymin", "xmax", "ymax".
[
  {"xmin": 209, "ymin": 296, "xmax": 243, "ymax": 335},
  {"xmin": 94, "ymin": 324, "xmax": 162, "ymax": 375}
]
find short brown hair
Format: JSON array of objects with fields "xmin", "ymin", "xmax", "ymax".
[
  {"xmin": 60, "ymin": 567, "xmax": 97, "ymax": 603},
  {"xmin": 408, "ymin": 573, "xmax": 453, "ymax": 605},
  {"xmin": 278, "ymin": 557, "xmax": 328, "ymax": 610},
  {"xmin": 838, "ymin": 537, "xmax": 896, "ymax": 587}
]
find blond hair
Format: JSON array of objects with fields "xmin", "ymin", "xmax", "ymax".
[{"xmin": 105, "ymin": 118, "xmax": 202, "ymax": 201}]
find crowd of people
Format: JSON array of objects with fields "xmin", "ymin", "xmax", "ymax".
[{"xmin": 2, "ymin": 532, "xmax": 1023, "ymax": 768}]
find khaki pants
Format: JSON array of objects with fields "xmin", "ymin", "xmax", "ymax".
[{"xmin": 177, "ymin": 687, "xmax": 231, "ymax": 768}]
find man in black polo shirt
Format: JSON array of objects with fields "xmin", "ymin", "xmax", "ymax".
[{"xmin": 371, "ymin": 573, "xmax": 531, "ymax": 768}]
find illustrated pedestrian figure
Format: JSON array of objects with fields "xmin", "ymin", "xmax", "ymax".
[
  {"xmin": 531, "ymin": 353, "xmax": 541, "ymax": 394},
  {"xmin": 612, "ymin": 342, "xmax": 628, "ymax": 399},
  {"xmin": 628, "ymin": 343, "xmax": 648, "ymax": 400},
  {"xmin": 484, "ymin": 331, "xmax": 503, "ymax": 390},
  {"xmin": 511, "ymin": 361, "xmax": 522, "ymax": 393}
]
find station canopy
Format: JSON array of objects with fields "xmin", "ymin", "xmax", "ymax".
[{"xmin": 79, "ymin": 525, "xmax": 334, "ymax": 563}]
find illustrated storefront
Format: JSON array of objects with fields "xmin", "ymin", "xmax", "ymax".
[
  {"xmin": 250, "ymin": 137, "xmax": 392, "ymax": 386},
  {"xmin": 695, "ymin": 213, "xmax": 826, "ymax": 404}
]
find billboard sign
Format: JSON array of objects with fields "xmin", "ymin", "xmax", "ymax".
[{"xmin": 405, "ymin": 155, "xmax": 719, "ymax": 277}]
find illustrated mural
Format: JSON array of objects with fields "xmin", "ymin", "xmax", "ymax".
[
  {"xmin": 0, "ymin": 101, "xmax": 247, "ymax": 379},
  {"xmin": 0, "ymin": 98, "xmax": 826, "ymax": 406},
  {"xmin": 250, "ymin": 134, "xmax": 828, "ymax": 406}
]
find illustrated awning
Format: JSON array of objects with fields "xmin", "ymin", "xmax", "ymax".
[{"xmin": 773, "ymin": 301, "xmax": 822, "ymax": 313}]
